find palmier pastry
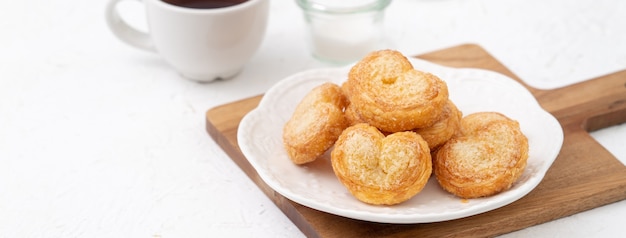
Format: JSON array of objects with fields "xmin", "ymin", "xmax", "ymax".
[
  {"xmin": 283, "ymin": 82, "xmax": 349, "ymax": 164},
  {"xmin": 343, "ymin": 50, "xmax": 449, "ymax": 132},
  {"xmin": 413, "ymin": 100, "xmax": 462, "ymax": 150},
  {"xmin": 433, "ymin": 112, "xmax": 529, "ymax": 199},
  {"xmin": 344, "ymin": 102, "xmax": 366, "ymax": 126},
  {"xmin": 331, "ymin": 123, "xmax": 432, "ymax": 205}
]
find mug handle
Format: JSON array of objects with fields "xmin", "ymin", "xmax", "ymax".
[{"xmin": 105, "ymin": 0, "xmax": 155, "ymax": 52}]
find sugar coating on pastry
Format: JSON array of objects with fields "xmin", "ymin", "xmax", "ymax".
[
  {"xmin": 283, "ymin": 82, "xmax": 349, "ymax": 164},
  {"xmin": 331, "ymin": 123, "xmax": 432, "ymax": 205},
  {"xmin": 433, "ymin": 112, "xmax": 529, "ymax": 199},
  {"xmin": 343, "ymin": 50, "xmax": 449, "ymax": 132},
  {"xmin": 414, "ymin": 100, "xmax": 463, "ymax": 150}
]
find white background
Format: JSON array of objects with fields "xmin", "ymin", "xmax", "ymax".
[{"xmin": 0, "ymin": 0, "xmax": 625, "ymax": 237}]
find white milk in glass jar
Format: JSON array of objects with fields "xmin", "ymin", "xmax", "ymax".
[{"xmin": 296, "ymin": 0, "xmax": 391, "ymax": 64}]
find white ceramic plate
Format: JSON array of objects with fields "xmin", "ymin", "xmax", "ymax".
[{"xmin": 237, "ymin": 58, "xmax": 563, "ymax": 224}]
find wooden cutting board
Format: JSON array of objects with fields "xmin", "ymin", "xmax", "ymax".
[{"xmin": 205, "ymin": 44, "xmax": 626, "ymax": 237}]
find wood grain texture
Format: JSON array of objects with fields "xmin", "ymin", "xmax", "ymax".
[{"xmin": 205, "ymin": 44, "xmax": 626, "ymax": 237}]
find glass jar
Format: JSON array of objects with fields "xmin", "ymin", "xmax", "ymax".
[{"xmin": 296, "ymin": 0, "xmax": 392, "ymax": 64}]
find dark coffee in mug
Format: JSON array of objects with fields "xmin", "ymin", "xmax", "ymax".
[{"xmin": 163, "ymin": 0, "xmax": 248, "ymax": 9}]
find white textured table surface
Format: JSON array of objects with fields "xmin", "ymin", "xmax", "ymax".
[{"xmin": 1, "ymin": 0, "xmax": 625, "ymax": 237}]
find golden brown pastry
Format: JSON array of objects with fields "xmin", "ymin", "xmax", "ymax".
[
  {"xmin": 283, "ymin": 82, "xmax": 349, "ymax": 164},
  {"xmin": 342, "ymin": 50, "xmax": 449, "ymax": 132},
  {"xmin": 433, "ymin": 112, "xmax": 529, "ymax": 199},
  {"xmin": 344, "ymin": 102, "xmax": 366, "ymax": 126},
  {"xmin": 413, "ymin": 100, "xmax": 463, "ymax": 150},
  {"xmin": 331, "ymin": 123, "xmax": 432, "ymax": 205}
]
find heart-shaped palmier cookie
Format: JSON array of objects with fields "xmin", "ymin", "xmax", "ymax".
[
  {"xmin": 433, "ymin": 112, "xmax": 529, "ymax": 199},
  {"xmin": 283, "ymin": 82, "xmax": 349, "ymax": 164},
  {"xmin": 331, "ymin": 123, "xmax": 432, "ymax": 205},
  {"xmin": 342, "ymin": 50, "xmax": 449, "ymax": 132}
]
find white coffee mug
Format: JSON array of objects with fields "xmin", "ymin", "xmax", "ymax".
[{"xmin": 106, "ymin": 0, "xmax": 269, "ymax": 82}]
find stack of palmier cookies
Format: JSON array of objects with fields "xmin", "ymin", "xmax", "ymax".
[{"xmin": 282, "ymin": 50, "xmax": 528, "ymax": 205}]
